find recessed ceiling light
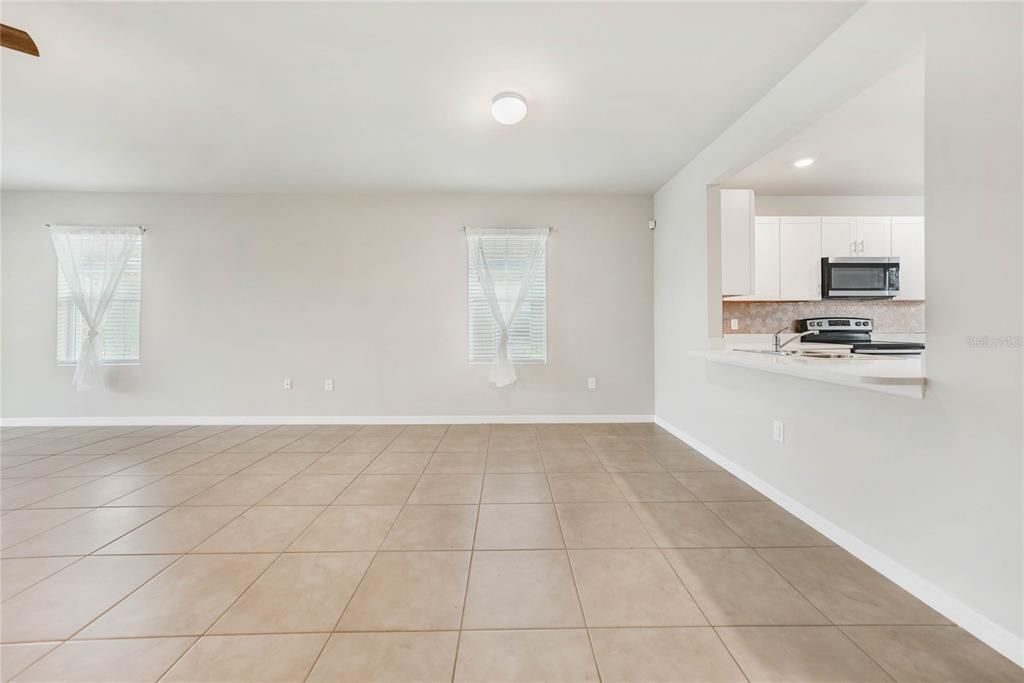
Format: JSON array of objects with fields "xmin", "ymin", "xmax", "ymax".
[
  {"xmin": 491, "ymin": 92, "xmax": 527, "ymax": 125},
  {"xmin": 793, "ymin": 158, "xmax": 815, "ymax": 168}
]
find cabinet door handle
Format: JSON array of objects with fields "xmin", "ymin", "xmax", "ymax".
[
  {"xmin": 858, "ymin": 240, "xmax": 865, "ymax": 253},
  {"xmin": 850, "ymin": 241, "xmax": 856, "ymax": 255}
]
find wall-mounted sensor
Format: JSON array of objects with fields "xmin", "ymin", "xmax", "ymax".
[{"xmin": 648, "ymin": 220, "xmax": 657, "ymax": 231}]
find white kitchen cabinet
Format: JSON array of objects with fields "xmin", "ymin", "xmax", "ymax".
[
  {"xmin": 820, "ymin": 217, "xmax": 856, "ymax": 258},
  {"xmin": 780, "ymin": 216, "xmax": 821, "ymax": 300},
  {"xmin": 720, "ymin": 189, "xmax": 755, "ymax": 296},
  {"xmin": 729, "ymin": 217, "xmax": 780, "ymax": 301},
  {"xmin": 856, "ymin": 217, "xmax": 892, "ymax": 257},
  {"xmin": 891, "ymin": 217, "xmax": 925, "ymax": 300},
  {"xmin": 820, "ymin": 216, "xmax": 891, "ymax": 257}
]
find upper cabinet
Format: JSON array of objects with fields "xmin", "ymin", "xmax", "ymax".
[
  {"xmin": 891, "ymin": 217, "xmax": 925, "ymax": 300},
  {"xmin": 820, "ymin": 216, "xmax": 892, "ymax": 257},
  {"xmin": 729, "ymin": 217, "xmax": 781, "ymax": 301},
  {"xmin": 780, "ymin": 216, "xmax": 822, "ymax": 300},
  {"xmin": 720, "ymin": 189, "xmax": 755, "ymax": 296}
]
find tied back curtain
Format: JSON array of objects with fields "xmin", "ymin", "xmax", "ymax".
[
  {"xmin": 50, "ymin": 226, "xmax": 141, "ymax": 391},
  {"xmin": 466, "ymin": 227, "xmax": 548, "ymax": 387}
]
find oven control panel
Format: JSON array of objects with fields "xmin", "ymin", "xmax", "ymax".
[{"xmin": 798, "ymin": 317, "xmax": 872, "ymax": 332}]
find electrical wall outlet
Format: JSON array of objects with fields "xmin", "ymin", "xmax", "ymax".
[
  {"xmin": 772, "ymin": 420, "xmax": 785, "ymax": 443},
  {"xmin": 730, "ymin": 318, "xmax": 739, "ymax": 331},
  {"xmin": 587, "ymin": 377, "xmax": 597, "ymax": 390},
  {"xmin": 324, "ymin": 379, "xmax": 334, "ymax": 392},
  {"xmin": 282, "ymin": 378, "xmax": 292, "ymax": 390}
]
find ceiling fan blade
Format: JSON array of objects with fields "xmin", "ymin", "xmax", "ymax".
[{"xmin": 1, "ymin": 24, "xmax": 39, "ymax": 56}]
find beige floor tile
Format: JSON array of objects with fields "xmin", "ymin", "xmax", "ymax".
[
  {"xmin": 454, "ymin": 629, "xmax": 599, "ymax": 683},
  {"xmin": 541, "ymin": 450, "xmax": 605, "ymax": 472},
  {"xmin": 107, "ymin": 475, "xmax": 225, "ymax": 506},
  {"xmin": 536, "ymin": 434, "xmax": 591, "ymax": 450},
  {"xmin": 408, "ymin": 474, "xmax": 482, "ymax": 504},
  {"xmin": 181, "ymin": 474, "xmax": 291, "ymax": 506},
  {"xmin": 610, "ymin": 473, "xmax": 697, "ymax": 502},
  {"xmin": 474, "ymin": 504, "xmax": 564, "ymax": 550},
  {"xmin": 0, "ymin": 643, "xmax": 58, "ymax": 682},
  {"xmin": 160, "ymin": 634, "xmax": 327, "ymax": 682},
  {"xmin": 13, "ymin": 637, "xmax": 195, "ymax": 683},
  {"xmin": 240, "ymin": 452, "xmax": 321, "ymax": 474},
  {"xmin": 548, "ymin": 473, "xmax": 626, "ymax": 502},
  {"xmin": 364, "ymin": 452, "xmax": 432, "ymax": 474},
  {"xmin": 334, "ymin": 475, "xmax": 419, "ymax": 505},
  {"xmin": 426, "ymin": 452, "xmax": 487, "ymax": 474},
  {"xmin": 257, "ymin": 474, "xmax": 354, "ymax": 505},
  {"xmin": 2, "ymin": 478, "xmax": 99, "ymax": 510},
  {"xmin": 758, "ymin": 547, "xmax": 949, "ymax": 624},
  {"xmin": 279, "ymin": 431, "xmax": 356, "ymax": 453},
  {"xmin": 481, "ymin": 473, "xmax": 551, "ymax": 503},
  {"xmin": 596, "ymin": 451, "xmax": 666, "ymax": 473},
  {"xmin": 488, "ymin": 435, "xmax": 539, "ymax": 452},
  {"xmin": 212, "ymin": 552, "xmax": 373, "ymax": 634},
  {"xmin": 556, "ymin": 503, "xmax": 655, "ymax": 548},
  {"xmin": 288, "ymin": 505, "xmax": 401, "ymax": 551},
  {"xmin": 462, "ymin": 550, "xmax": 584, "ymax": 629},
  {"xmin": 633, "ymin": 435, "xmax": 692, "ymax": 451},
  {"xmin": 117, "ymin": 452, "xmax": 216, "ymax": 475},
  {"xmin": 29, "ymin": 476, "xmax": 162, "ymax": 508},
  {"xmin": 842, "ymin": 625, "xmax": 1024, "ymax": 683},
  {"xmin": 584, "ymin": 435, "xmax": 640, "ymax": 452},
  {"xmin": 303, "ymin": 452, "xmax": 376, "ymax": 474},
  {"xmin": 631, "ymin": 502, "xmax": 745, "ymax": 548},
  {"xmin": 485, "ymin": 451, "xmax": 543, "ymax": 472},
  {"xmin": 53, "ymin": 452, "xmax": 156, "ymax": 476},
  {"xmin": 78, "ymin": 554, "xmax": 275, "ymax": 638},
  {"xmin": 706, "ymin": 502, "xmax": 833, "ymax": 547},
  {"xmin": 381, "ymin": 505, "xmax": 478, "ymax": 550},
  {"xmin": 2, "ymin": 555, "xmax": 176, "ymax": 642},
  {"xmin": 177, "ymin": 452, "xmax": 269, "ymax": 474},
  {"xmin": 0, "ymin": 509, "xmax": 87, "ymax": 549},
  {"xmin": 664, "ymin": 548, "xmax": 828, "ymax": 625},
  {"xmin": 384, "ymin": 435, "xmax": 442, "ymax": 452},
  {"xmin": 672, "ymin": 472, "xmax": 765, "ymax": 501},
  {"xmin": 337, "ymin": 551, "xmax": 470, "ymax": 631},
  {"xmin": 717, "ymin": 626, "xmax": 893, "ymax": 682},
  {"xmin": 4, "ymin": 507, "xmax": 168, "ymax": 557},
  {"xmin": 651, "ymin": 450, "xmax": 722, "ymax": 471},
  {"xmin": 308, "ymin": 631, "xmax": 458, "ymax": 683},
  {"xmin": 195, "ymin": 506, "xmax": 324, "ymax": 553},
  {"xmin": 590, "ymin": 627, "xmax": 746, "ymax": 683},
  {"xmin": 569, "ymin": 549, "xmax": 705, "ymax": 626},
  {"xmin": 3, "ymin": 455, "xmax": 105, "ymax": 479},
  {"xmin": 96, "ymin": 506, "xmax": 245, "ymax": 554},
  {"xmin": 0, "ymin": 556, "xmax": 78, "ymax": 600},
  {"xmin": 332, "ymin": 435, "xmax": 394, "ymax": 453}
]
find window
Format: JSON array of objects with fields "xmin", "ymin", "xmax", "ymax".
[
  {"xmin": 468, "ymin": 232, "xmax": 547, "ymax": 363},
  {"xmin": 56, "ymin": 234, "xmax": 143, "ymax": 364}
]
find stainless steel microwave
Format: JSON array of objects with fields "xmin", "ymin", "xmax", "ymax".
[{"xmin": 821, "ymin": 257, "xmax": 900, "ymax": 299}]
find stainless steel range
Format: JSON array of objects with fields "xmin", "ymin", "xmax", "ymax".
[{"xmin": 797, "ymin": 317, "xmax": 924, "ymax": 356}]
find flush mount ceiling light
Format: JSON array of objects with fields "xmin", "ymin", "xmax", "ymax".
[
  {"xmin": 793, "ymin": 157, "xmax": 816, "ymax": 168},
  {"xmin": 491, "ymin": 92, "xmax": 527, "ymax": 125}
]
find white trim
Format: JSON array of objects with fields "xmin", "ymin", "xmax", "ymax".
[
  {"xmin": 654, "ymin": 416, "xmax": 1024, "ymax": 669},
  {"xmin": 0, "ymin": 414, "xmax": 654, "ymax": 427}
]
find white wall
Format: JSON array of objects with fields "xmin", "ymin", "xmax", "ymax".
[
  {"xmin": 2, "ymin": 192, "xmax": 654, "ymax": 419},
  {"xmin": 654, "ymin": 2, "xmax": 1022, "ymax": 664},
  {"xmin": 753, "ymin": 195, "xmax": 924, "ymax": 216}
]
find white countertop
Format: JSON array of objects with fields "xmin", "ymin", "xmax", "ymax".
[{"xmin": 695, "ymin": 337, "xmax": 926, "ymax": 398}]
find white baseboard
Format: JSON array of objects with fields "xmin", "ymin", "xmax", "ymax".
[
  {"xmin": 0, "ymin": 414, "xmax": 654, "ymax": 427},
  {"xmin": 654, "ymin": 416, "xmax": 1024, "ymax": 669}
]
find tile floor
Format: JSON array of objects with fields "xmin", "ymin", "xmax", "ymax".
[{"xmin": 0, "ymin": 423, "xmax": 1020, "ymax": 682}]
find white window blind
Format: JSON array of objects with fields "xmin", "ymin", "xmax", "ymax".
[
  {"xmin": 56, "ymin": 235, "xmax": 143, "ymax": 364},
  {"xmin": 468, "ymin": 233, "xmax": 547, "ymax": 364}
]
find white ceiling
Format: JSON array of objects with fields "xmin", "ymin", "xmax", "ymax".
[
  {"xmin": 725, "ymin": 54, "xmax": 923, "ymax": 196},
  {"xmin": 1, "ymin": 2, "xmax": 859, "ymax": 193}
]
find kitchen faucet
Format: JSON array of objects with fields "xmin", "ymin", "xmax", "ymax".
[{"xmin": 772, "ymin": 326, "xmax": 819, "ymax": 352}]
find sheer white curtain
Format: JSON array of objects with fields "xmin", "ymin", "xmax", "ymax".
[
  {"xmin": 466, "ymin": 227, "xmax": 548, "ymax": 387},
  {"xmin": 50, "ymin": 226, "xmax": 142, "ymax": 391}
]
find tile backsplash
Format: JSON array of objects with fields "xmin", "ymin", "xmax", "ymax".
[{"xmin": 722, "ymin": 300, "xmax": 925, "ymax": 334}]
